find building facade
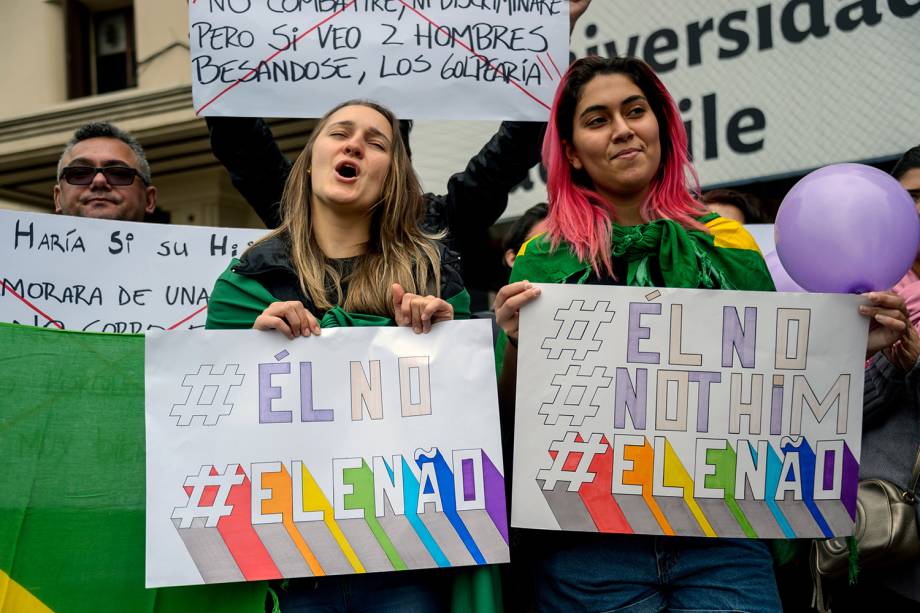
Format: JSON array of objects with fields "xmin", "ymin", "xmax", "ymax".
[{"xmin": 0, "ymin": 0, "xmax": 314, "ymax": 228}]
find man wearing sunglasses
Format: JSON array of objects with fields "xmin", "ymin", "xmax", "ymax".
[{"xmin": 53, "ymin": 122, "xmax": 157, "ymax": 222}]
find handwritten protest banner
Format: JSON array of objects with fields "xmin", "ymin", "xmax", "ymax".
[
  {"xmin": 189, "ymin": 0, "xmax": 569, "ymax": 120},
  {"xmin": 0, "ymin": 210, "xmax": 267, "ymax": 332},
  {"xmin": 511, "ymin": 284, "xmax": 868, "ymax": 539},
  {"xmin": 145, "ymin": 321, "xmax": 508, "ymax": 587}
]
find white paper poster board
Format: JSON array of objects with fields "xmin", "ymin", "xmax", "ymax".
[
  {"xmin": 511, "ymin": 284, "xmax": 867, "ymax": 539},
  {"xmin": 145, "ymin": 321, "xmax": 508, "ymax": 587},
  {"xmin": 189, "ymin": 0, "xmax": 569, "ymax": 120},
  {"xmin": 0, "ymin": 210, "xmax": 267, "ymax": 332}
]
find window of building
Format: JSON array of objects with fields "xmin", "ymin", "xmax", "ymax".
[{"xmin": 65, "ymin": 0, "xmax": 137, "ymax": 99}]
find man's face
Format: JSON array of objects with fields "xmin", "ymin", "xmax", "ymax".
[{"xmin": 53, "ymin": 137, "xmax": 156, "ymax": 222}]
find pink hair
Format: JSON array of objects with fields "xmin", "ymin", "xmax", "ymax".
[{"xmin": 542, "ymin": 56, "xmax": 706, "ymax": 276}]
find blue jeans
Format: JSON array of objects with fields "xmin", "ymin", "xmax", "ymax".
[
  {"xmin": 533, "ymin": 533, "xmax": 781, "ymax": 613},
  {"xmin": 276, "ymin": 569, "xmax": 449, "ymax": 613}
]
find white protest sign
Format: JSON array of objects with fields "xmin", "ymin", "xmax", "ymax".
[
  {"xmin": 745, "ymin": 224, "xmax": 775, "ymax": 256},
  {"xmin": 0, "ymin": 210, "xmax": 267, "ymax": 332},
  {"xmin": 145, "ymin": 321, "xmax": 508, "ymax": 587},
  {"xmin": 511, "ymin": 284, "xmax": 867, "ymax": 539},
  {"xmin": 189, "ymin": 0, "xmax": 569, "ymax": 120}
]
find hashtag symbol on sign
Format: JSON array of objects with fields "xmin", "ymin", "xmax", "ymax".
[
  {"xmin": 541, "ymin": 300, "xmax": 615, "ymax": 360},
  {"xmin": 537, "ymin": 432, "xmax": 609, "ymax": 491},
  {"xmin": 170, "ymin": 364, "xmax": 245, "ymax": 426},
  {"xmin": 539, "ymin": 364, "xmax": 612, "ymax": 426},
  {"xmin": 171, "ymin": 464, "xmax": 245, "ymax": 528}
]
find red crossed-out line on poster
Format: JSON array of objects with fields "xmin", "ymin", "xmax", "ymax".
[
  {"xmin": 395, "ymin": 0, "xmax": 551, "ymax": 111},
  {"xmin": 192, "ymin": 0, "xmax": 552, "ymax": 115},
  {"xmin": 0, "ymin": 277, "xmax": 208, "ymax": 331},
  {"xmin": 535, "ymin": 55, "xmax": 553, "ymax": 81},
  {"xmin": 1, "ymin": 279, "xmax": 63, "ymax": 329},
  {"xmin": 166, "ymin": 304, "xmax": 209, "ymax": 330},
  {"xmin": 545, "ymin": 53, "xmax": 563, "ymax": 79},
  {"xmin": 194, "ymin": 0, "xmax": 359, "ymax": 115}
]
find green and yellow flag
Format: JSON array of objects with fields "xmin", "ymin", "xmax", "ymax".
[
  {"xmin": 495, "ymin": 214, "xmax": 774, "ymax": 372},
  {"xmin": 0, "ymin": 323, "xmax": 266, "ymax": 613},
  {"xmin": 511, "ymin": 214, "xmax": 775, "ymax": 291}
]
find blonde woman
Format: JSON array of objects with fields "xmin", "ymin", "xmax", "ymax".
[
  {"xmin": 205, "ymin": 101, "xmax": 467, "ymax": 611},
  {"xmin": 207, "ymin": 99, "xmax": 467, "ymax": 336}
]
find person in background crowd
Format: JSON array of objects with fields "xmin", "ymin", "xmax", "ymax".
[
  {"xmin": 205, "ymin": 0, "xmax": 594, "ymax": 293},
  {"xmin": 492, "ymin": 55, "xmax": 909, "ymax": 613},
  {"xmin": 502, "ymin": 202, "xmax": 549, "ymax": 270},
  {"xmin": 893, "ymin": 145, "xmax": 920, "ymax": 206},
  {"xmin": 893, "ymin": 145, "xmax": 920, "ymax": 329},
  {"xmin": 699, "ymin": 188, "xmax": 764, "ymax": 224},
  {"xmin": 817, "ymin": 145, "xmax": 920, "ymax": 611},
  {"xmin": 207, "ymin": 100, "xmax": 465, "ymax": 612},
  {"xmin": 54, "ymin": 122, "xmax": 157, "ymax": 222}
]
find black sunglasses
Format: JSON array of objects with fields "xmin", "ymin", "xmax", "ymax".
[{"xmin": 59, "ymin": 165, "xmax": 147, "ymax": 186}]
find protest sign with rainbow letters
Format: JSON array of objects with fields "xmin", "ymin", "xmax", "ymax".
[{"xmin": 512, "ymin": 284, "xmax": 867, "ymax": 539}]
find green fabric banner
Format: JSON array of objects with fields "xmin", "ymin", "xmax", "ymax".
[
  {"xmin": 0, "ymin": 322, "xmax": 502, "ymax": 613},
  {"xmin": 0, "ymin": 323, "xmax": 266, "ymax": 613}
]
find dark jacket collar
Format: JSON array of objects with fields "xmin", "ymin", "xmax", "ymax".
[{"xmin": 234, "ymin": 235, "xmax": 295, "ymax": 278}]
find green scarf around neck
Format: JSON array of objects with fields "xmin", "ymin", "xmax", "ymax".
[
  {"xmin": 510, "ymin": 214, "xmax": 775, "ymax": 291},
  {"xmin": 205, "ymin": 259, "xmax": 471, "ymax": 330}
]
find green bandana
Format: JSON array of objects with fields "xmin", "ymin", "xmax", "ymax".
[
  {"xmin": 206, "ymin": 259, "xmax": 471, "ymax": 330},
  {"xmin": 203, "ymin": 261, "xmax": 493, "ymax": 612},
  {"xmin": 0, "ymin": 323, "xmax": 267, "ymax": 613},
  {"xmin": 511, "ymin": 214, "xmax": 775, "ymax": 291},
  {"xmin": 496, "ymin": 214, "xmax": 775, "ymax": 373}
]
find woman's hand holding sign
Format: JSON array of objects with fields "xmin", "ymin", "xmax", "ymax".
[
  {"xmin": 254, "ymin": 301, "xmax": 321, "ymax": 339},
  {"xmin": 494, "ymin": 281, "xmax": 542, "ymax": 348},
  {"xmin": 392, "ymin": 283, "xmax": 453, "ymax": 334}
]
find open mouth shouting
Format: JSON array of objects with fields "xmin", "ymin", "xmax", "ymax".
[{"xmin": 335, "ymin": 160, "xmax": 360, "ymax": 181}]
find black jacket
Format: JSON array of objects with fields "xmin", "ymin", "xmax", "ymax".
[{"xmin": 206, "ymin": 117, "xmax": 545, "ymax": 289}]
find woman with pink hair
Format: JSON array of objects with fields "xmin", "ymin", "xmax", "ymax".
[
  {"xmin": 492, "ymin": 56, "xmax": 780, "ymax": 612},
  {"xmin": 493, "ymin": 56, "xmax": 909, "ymax": 612}
]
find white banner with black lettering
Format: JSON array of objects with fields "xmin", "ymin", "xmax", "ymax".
[
  {"xmin": 410, "ymin": 0, "xmax": 919, "ymax": 218},
  {"xmin": 0, "ymin": 210, "xmax": 267, "ymax": 332},
  {"xmin": 189, "ymin": 0, "xmax": 569, "ymax": 120}
]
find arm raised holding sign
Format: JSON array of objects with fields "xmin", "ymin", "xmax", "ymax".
[
  {"xmin": 206, "ymin": 0, "xmax": 593, "ymax": 291},
  {"xmin": 206, "ymin": 114, "xmax": 539, "ymax": 292},
  {"xmin": 207, "ymin": 100, "xmax": 469, "ymax": 335}
]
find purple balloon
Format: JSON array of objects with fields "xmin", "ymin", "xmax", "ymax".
[
  {"xmin": 775, "ymin": 164, "xmax": 919, "ymax": 293},
  {"xmin": 764, "ymin": 251, "xmax": 805, "ymax": 292}
]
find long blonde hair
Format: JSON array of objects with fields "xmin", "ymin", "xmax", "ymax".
[{"xmin": 254, "ymin": 100, "xmax": 442, "ymax": 316}]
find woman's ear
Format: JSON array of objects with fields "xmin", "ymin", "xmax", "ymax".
[{"xmin": 563, "ymin": 140, "xmax": 583, "ymax": 170}]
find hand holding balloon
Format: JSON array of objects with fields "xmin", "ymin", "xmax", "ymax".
[{"xmin": 861, "ymin": 291, "xmax": 910, "ymax": 358}]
